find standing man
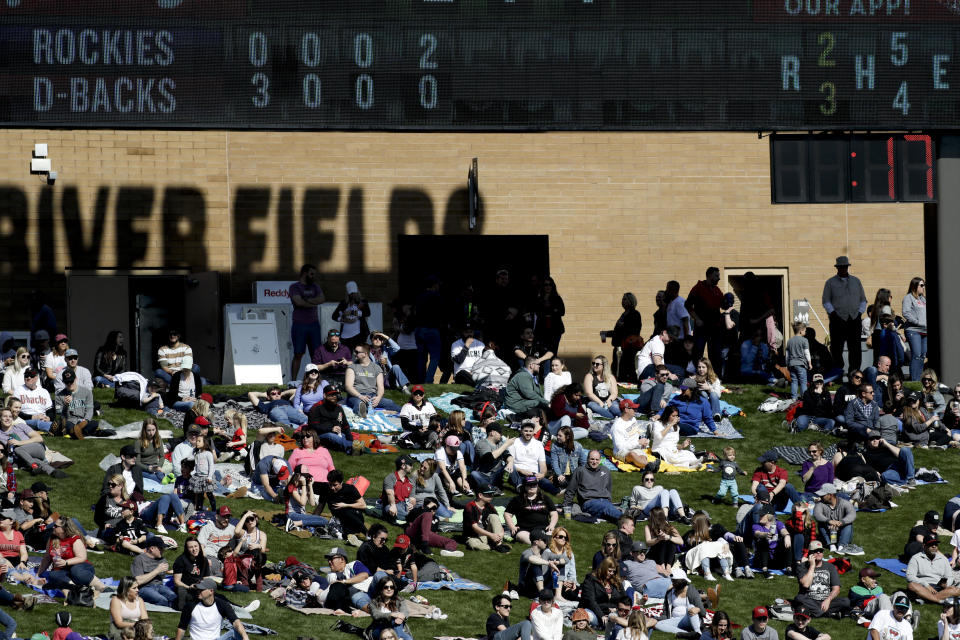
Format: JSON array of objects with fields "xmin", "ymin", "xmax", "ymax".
[
  {"xmin": 821, "ymin": 256, "xmax": 867, "ymax": 377},
  {"xmin": 176, "ymin": 577, "xmax": 250, "ymax": 640},
  {"xmin": 289, "ymin": 264, "xmax": 325, "ymax": 380},
  {"xmin": 664, "ymin": 281, "xmax": 690, "ymax": 339},
  {"xmin": 686, "ymin": 267, "xmax": 724, "ymax": 364},
  {"xmin": 563, "ymin": 450, "xmax": 622, "ymax": 522}
]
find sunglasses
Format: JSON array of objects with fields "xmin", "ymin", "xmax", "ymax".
[
  {"xmin": 592, "ymin": 362, "xmax": 603, "ymax": 366},
  {"xmin": 643, "ymin": 478, "xmax": 655, "ymax": 482},
  {"xmin": 499, "ymin": 604, "xmax": 512, "ymax": 609},
  {"xmin": 382, "ymin": 585, "xmax": 395, "ymax": 590},
  {"xmin": 923, "ymin": 378, "xmax": 934, "ymax": 383},
  {"xmin": 329, "ymin": 331, "xmax": 340, "ymax": 336},
  {"xmin": 108, "ymin": 482, "xmax": 120, "ymax": 488},
  {"xmin": 754, "ymin": 617, "xmax": 768, "ymax": 622},
  {"xmin": 554, "ymin": 534, "xmax": 567, "ymax": 540},
  {"xmin": 354, "ymin": 350, "xmax": 365, "ymax": 355}
]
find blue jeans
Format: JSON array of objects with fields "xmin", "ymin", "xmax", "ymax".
[
  {"xmin": 493, "ymin": 620, "xmax": 532, "ymax": 640},
  {"xmin": 172, "ymin": 400, "xmax": 195, "ymax": 412},
  {"xmin": 818, "ymin": 523, "xmax": 853, "ymax": 547},
  {"xmin": 0, "ymin": 601, "xmax": 14, "ymax": 640},
  {"xmin": 508, "ymin": 470, "xmax": 559, "ymax": 496},
  {"xmin": 317, "ymin": 431, "xmax": 353, "ymax": 453},
  {"xmin": 143, "ymin": 469, "xmax": 166, "ymax": 483},
  {"xmin": 546, "ymin": 416, "xmax": 588, "ymax": 440},
  {"xmin": 587, "ymin": 401, "xmax": 621, "ymax": 420},
  {"xmin": 370, "ymin": 624, "xmax": 414, "ymax": 640},
  {"xmin": 641, "ymin": 576, "xmax": 673, "ymax": 598},
  {"xmin": 881, "ymin": 446, "xmax": 915, "ymax": 485},
  {"xmin": 716, "ymin": 478, "xmax": 739, "ymax": 502},
  {"xmin": 387, "ymin": 364, "xmax": 410, "ymax": 390},
  {"xmin": 44, "ymin": 562, "xmax": 95, "ymax": 589},
  {"xmin": 771, "ymin": 484, "xmax": 802, "ymax": 512},
  {"xmin": 25, "ymin": 418, "xmax": 51, "ymax": 432},
  {"xmin": 140, "ymin": 582, "xmax": 177, "ymax": 607},
  {"xmin": 644, "ymin": 489, "xmax": 684, "ymax": 517},
  {"xmin": 93, "ymin": 375, "xmax": 116, "ymax": 388},
  {"xmin": 155, "ymin": 364, "xmax": 202, "ymax": 384},
  {"xmin": 415, "ymin": 500, "xmax": 454, "ymax": 519},
  {"xmin": 345, "ymin": 396, "xmax": 401, "ymax": 413},
  {"xmin": 906, "ymin": 331, "xmax": 927, "ymax": 382},
  {"xmin": 794, "ymin": 415, "xmax": 836, "ymax": 433},
  {"xmin": 351, "ymin": 589, "xmax": 372, "ymax": 610},
  {"xmin": 656, "ymin": 613, "xmax": 701, "ymax": 636},
  {"xmin": 701, "ymin": 391, "xmax": 721, "ymax": 417},
  {"xmin": 287, "ymin": 512, "xmax": 329, "ymax": 527},
  {"xmin": 581, "ymin": 498, "xmax": 623, "ymax": 522},
  {"xmin": 141, "ymin": 492, "xmax": 185, "ymax": 523},
  {"xmin": 789, "ymin": 366, "xmax": 808, "ymax": 400},
  {"xmin": 634, "ymin": 383, "xmax": 666, "ymax": 415},
  {"xmin": 268, "ymin": 404, "xmax": 308, "ymax": 427},
  {"xmin": 416, "ymin": 327, "xmax": 442, "ymax": 384}
]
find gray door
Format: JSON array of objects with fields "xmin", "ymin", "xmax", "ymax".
[
  {"xmin": 66, "ymin": 274, "xmax": 129, "ymax": 368},
  {"xmin": 184, "ymin": 272, "xmax": 221, "ymax": 382}
]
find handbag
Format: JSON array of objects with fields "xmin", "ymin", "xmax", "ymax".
[{"xmin": 66, "ymin": 584, "xmax": 94, "ymax": 607}]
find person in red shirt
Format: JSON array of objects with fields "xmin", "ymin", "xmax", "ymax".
[
  {"xmin": 685, "ymin": 267, "xmax": 725, "ymax": 366},
  {"xmin": 381, "ymin": 455, "xmax": 416, "ymax": 524},
  {"xmin": 751, "ymin": 453, "xmax": 802, "ymax": 512}
]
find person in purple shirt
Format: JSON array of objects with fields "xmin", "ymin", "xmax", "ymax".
[
  {"xmin": 799, "ymin": 441, "xmax": 834, "ymax": 499},
  {"xmin": 289, "ymin": 264, "xmax": 325, "ymax": 380},
  {"xmin": 312, "ymin": 329, "xmax": 352, "ymax": 385}
]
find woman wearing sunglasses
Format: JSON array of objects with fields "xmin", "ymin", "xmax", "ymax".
[{"xmin": 544, "ymin": 527, "xmax": 578, "ymax": 601}]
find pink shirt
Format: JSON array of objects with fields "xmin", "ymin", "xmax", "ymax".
[{"xmin": 286, "ymin": 447, "xmax": 335, "ymax": 483}]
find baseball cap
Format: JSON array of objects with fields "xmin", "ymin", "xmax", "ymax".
[
  {"xmin": 445, "ymin": 435, "xmax": 461, "ymax": 448},
  {"xmin": 753, "ymin": 606, "xmax": 769, "ymax": 619},
  {"xmin": 410, "ymin": 385, "xmax": 425, "ymax": 395},
  {"xmin": 61, "ymin": 369, "xmax": 76, "ymax": 384},
  {"xmin": 670, "ymin": 567, "xmax": 690, "ymax": 583},
  {"xmin": 23, "ymin": 367, "xmax": 39, "ymax": 378},
  {"xmin": 523, "ymin": 475, "xmax": 539, "ymax": 486},
  {"xmin": 324, "ymin": 384, "xmax": 342, "ymax": 396},
  {"xmin": 893, "ymin": 594, "xmax": 910, "ymax": 608},
  {"xmin": 32, "ymin": 330, "xmax": 49, "ymax": 342},
  {"xmin": 924, "ymin": 534, "xmax": 940, "ymax": 546},
  {"xmin": 530, "ymin": 529, "xmax": 549, "ymax": 544},
  {"xmin": 31, "ymin": 481, "xmax": 51, "ymax": 493},
  {"xmin": 631, "ymin": 540, "xmax": 648, "ymax": 553},
  {"xmin": 217, "ymin": 506, "xmax": 231, "ymax": 517},
  {"xmin": 18, "ymin": 489, "xmax": 34, "ymax": 500},
  {"xmin": 755, "ymin": 485, "xmax": 770, "ymax": 501},
  {"xmin": 120, "ymin": 500, "xmax": 137, "ymax": 511},
  {"xmin": 64, "ymin": 348, "xmax": 78, "ymax": 357},
  {"xmin": 195, "ymin": 577, "xmax": 217, "ymax": 591},
  {"xmin": 395, "ymin": 454, "xmax": 414, "ymax": 469},
  {"xmin": 812, "ymin": 373, "xmax": 824, "ymax": 382},
  {"xmin": 54, "ymin": 334, "xmax": 68, "ymax": 343},
  {"xmin": 478, "ymin": 484, "xmax": 498, "ymax": 497},
  {"xmin": 120, "ymin": 444, "xmax": 137, "ymax": 458},
  {"xmin": 199, "ymin": 393, "xmax": 213, "ymax": 404},
  {"xmin": 808, "ymin": 540, "xmax": 824, "ymax": 551},
  {"xmin": 866, "ymin": 429, "xmax": 882, "ymax": 440},
  {"xmin": 859, "ymin": 567, "xmax": 879, "ymax": 578},
  {"xmin": 793, "ymin": 607, "xmax": 811, "ymax": 620},
  {"xmin": 394, "ymin": 535, "xmax": 411, "ymax": 550},
  {"xmin": 325, "ymin": 547, "xmax": 348, "ymax": 559},
  {"xmin": 285, "ymin": 555, "xmax": 301, "ymax": 567},
  {"xmin": 757, "ymin": 452, "xmax": 778, "ymax": 463},
  {"xmin": 815, "ymin": 483, "xmax": 837, "ymax": 496},
  {"xmin": 571, "ymin": 608, "xmax": 590, "ymax": 623},
  {"xmin": 277, "ymin": 466, "xmax": 291, "ymax": 484},
  {"xmin": 619, "ymin": 398, "xmax": 639, "ymax": 411},
  {"xmin": 194, "ymin": 416, "xmax": 210, "ymax": 426},
  {"xmin": 304, "ymin": 363, "xmax": 319, "ymax": 373},
  {"xmin": 925, "ymin": 510, "xmax": 941, "ymax": 524},
  {"xmin": 143, "ymin": 536, "xmax": 164, "ymax": 550}
]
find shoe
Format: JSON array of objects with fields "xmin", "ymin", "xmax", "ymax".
[
  {"xmin": 767, "ymin": 572, "xmax": 776, "ymax": 579},
  {"xmin": 178, "ymin": 523, "xmax": 188, "ymax": 533},
  {"xmin": 51, "ymin": 469, "xmax": 67, "ymax": 479},
  {"xmin": 286, "ymin": 518, "xmax": 299, "ymax": 532},
  {"xmin": 710, "ymin": 497, "xmax": 722, "ymax": 505},
  {"xmin": 713, "ymin": 413, "xmax": 722, "ymax": 422},
  {"xmin": 494, "ymin": 544, "xmax": 512, "ymax": 554},
  {"xmin": 829, "ymin": 544, "xmax": 837, "ymax": 552},
  {"xmin": 244, "ymin": 598, "xmax": 261, "ymax": 612},
  {"xmin": 722, "ymin": 572, "xmax": 734, "ymax": 582},
  {"xmin": 509, "ymin": 590, "xmax": 519, "ymax": 600},
  {"xmin": 844, "ymin": 544, "xmax": 865, "ymax": 556},
  {"xmin": 21, "ymin": 594, "xmax": 37, "ymax": 611},
  {"xmin": 907, "ymin": 478, "xmax": 917, "ymax": 488},
  {"xmin": 346, "ymin": 534, "xmax": 363, "ymax": 547},
  {"xmin": 357, "ymin": 403, "xmax": 368, "ymax": 419},
  {"xmin": 72, "ymin": 423, "xmax": 85, "ymax": 440},
  {"xmin": 733, "ymin": 567, "xmax": 744, "ymax": 579},
  {"xmin": 440, "ymin": 549, "xmax": 464, "ymax": 557},
  {"xmin": 703, "ymin": 572, "xmax": 716, "ymax": 582},
  {"xmin": 744, "ymin": 567, "xmax": 755, "ymax": 579},
  {"xmin": 910, "ymin": 609, "xmax": 920, "ymax": 630},
  {"xmin": 156, "ymin": 523, "xmax": 168, "ymax": 534},
  {"xmin": 401, "ymin": 583, "xmax": 416, "ymax": 593}
]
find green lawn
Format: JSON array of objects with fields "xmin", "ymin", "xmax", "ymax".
[{"xmin": 5, "ymin": 382, "xmax": 958, "ymax": 639}]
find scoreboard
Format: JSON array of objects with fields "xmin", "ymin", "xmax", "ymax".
[{"xmin": 5, "ymin": 0, "xmax": 960, "ymax": 131}]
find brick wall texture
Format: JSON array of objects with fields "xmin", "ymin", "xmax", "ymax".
[{"xmin": 0, "ymin": 129, "xmax": 924, "ymax": 368}]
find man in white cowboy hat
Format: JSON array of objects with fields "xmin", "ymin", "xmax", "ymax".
[{"xmin": 821, "ymin": 256, "xmax": 867, "ymax": 378}]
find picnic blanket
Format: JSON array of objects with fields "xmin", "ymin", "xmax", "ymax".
[
  {"xmin": 89, "ymin": 420, "xmax": 171, "ymax": 440},
  {"xmin": 274, "ymin": 593, "xmax": 439, "ymax": 617},
  {"xmin": 868, "ymin": 558, "xmax": 908, "ymax": 578},
  {"xmin": 737, "ymin": 495, "xmax": 791, "ymax": 515},
  {"xmin": 92, "ymin": 592, "xmax": 255, "ymax": 618},
  {"xmin": 690, "ymin": 418, "xmax": 743, "ymax": 439},
  {"xmin": 766, "ymin": 444, "xmax": 839, "ymax": 466},
  {"xmin": 619, "ymin": 394, "xmax": 743, "ymax": 418},
  {"xmin": 428, "ymin": 392, "xmax": 463, "ymax": 415},
  {"xmin": 349, "ymin": 412, "xmax": 403, "ymax": 433},
  {"xmin": 415, "ymin": 572, "xmax": 491, "ymax": 591},
  {"xmin": 602, "ymin": 449, "xmax": 703, "ymax": 473}
]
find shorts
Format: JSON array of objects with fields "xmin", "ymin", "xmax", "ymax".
[{"xmin": 291, "ymin": 321, "xmax": 323, "ymax": 356}]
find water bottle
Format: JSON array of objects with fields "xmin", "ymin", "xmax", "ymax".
[
  {"xmin": 829, "ymin": 529, "xmax": 837, "ymax": 545},
  {"xmin": 5, "ymin": 460, "xmax": 15, "ymax": 495},
  {"xmin": 552, "ymin": 570, "xmax": 559, "ymax": 589}
]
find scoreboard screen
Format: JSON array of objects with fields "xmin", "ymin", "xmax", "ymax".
[{"xmin": 4, "ymin": 0, "xmax": 960, "ymax": 130}]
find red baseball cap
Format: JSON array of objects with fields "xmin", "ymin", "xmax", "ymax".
[
  {"xmin": 199, "ymin": 393, "xmax": 214, "ymax": 404},
  {"xmin": 194, "ymin": 416, "xmax": 210, "ymax": 426},
  {"xmin": 410, "ymin": 385, "xmax": 425, "ymax": 395},
  {"xmin": 217, "ymin": 506, "xmax": 231, "ymax": 516},
  {"xmin": 394, "ymin": 534, "xmax": 411, "ymax": 550},
  {"xmin": 619, "ymin": 398, "xmax": 640, "ymax": 411},
  {"xmin": 753, "ymin": 606, "xmax": 769, "ymax": 619}
]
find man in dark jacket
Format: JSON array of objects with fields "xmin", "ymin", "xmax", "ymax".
[
  {"xmin": 102, "ymin": 444, "xmax": 145, "ymax": 499},
  {"xmin": 832, "ymin": 370, "xmax": 863, "ymax": 426},
  {"xmin": 503, "ymin": 358, "xmax": 549, "ymax": 418},
  {"xmin": 307, "ymin": 385, "xmax": 356, "ymax": 454},
  {"xmin": 794, "ymin": 374, "xmax": 836, "ymax": 433},
  {"xmin": 563, "ymin": 450, "xmax": 621, "ymax": 522}
]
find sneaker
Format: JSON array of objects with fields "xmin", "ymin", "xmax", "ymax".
[
  {"xmin": 733, "ymin": 567, "xmax": 745, "ymax": 579},
  {"xmin": 713, "ymin": 413, "xmax": 722, "ymax": 423},
  {"xmin": 51, "ymin": 470, "xmax": 67, "ymax": 479},
  {"xmin": 835, "ymin": 544, "xmax": 846, "ymax": 555},
  {"xmin": 829, "ymin": 544, "xmax": 838, "ymax": 552},
  {"xmin": 244, "ymin": 598, "xmax": 261, "ymax": 612},
  {"xmin": 178, "ymin": 523, "xmax": 188, "ymax": 533},
  {"xmin": 907, "ymin": 478, "xmax": 917, "ymax": 488},
  {"xmin": 744, "ymin": 567, "xmax": 755, "ymax": 579},
  {"xmin": 401, "ymin": 583, "xmax": 416, "ymax": 594},
  {"xmin": 156, "ymin": 523, "xmax": 168, "ymax": 534},
  {"xmin": 844, "ymin": 544, "xmax": 865, "ymax": 556},
  {"xmin": 285, "ymin": 518, "xmax": 299, "ymax": 532},
  {"xmin": 710, "ymin": 497, "xmax": 722, "ymax": 505},
  {"xmin": 346, "ymin": 534, "xmax": 363, "ymax": 547},
  {"xmin": 508, "ymin": 590, "xmax": 519, "ymax": 600},
  {"xmin": 357, "ymin": 403, "xmax": 368, "ymax": 419},
  {"xmin": 766, "ymin": 571, "xmax": 775, "ymax": 579},
  {"xmin": 722, "ymin": 572, "xmax": 734, "ymax": 582},
  {"xmin": 703, "ymin": 573, "xmax": 716, "ymax": 582},
  {"xmin": 440, "ymin": 549, "xmax": 464, "ymax": 558},
  {"xmin": 494, "ymin": 544, "xmax": 512, "ymax": 554}
]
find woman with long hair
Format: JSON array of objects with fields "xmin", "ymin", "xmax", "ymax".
[
  {"xmin": 286, "ymin": 428, "xmax": 335, "ymax": 508},
  {"xmin": 694, "ymin": 358, "xmax": 723, "ymax": 421},
  {"xmin": 681, "ymin": 513, "xmax": 733, "ymax": 582},
  {"xmin": 921, "ymin": 368, "xmax": 947, "ymax": 417},
  {"xmin": 368, "ymin": 576, "xmax": 413, "ymax": 640},
  {"xmin": 868, "ymin": 288, "xmax": 895, "ymax": 342},
  {"xmin": 411, "ymin": 458, "xmax": 454, "ymax": 518},
  {"xmin": 644, "ymin": 508, "xmax": 683, "ymax": 572},
  {"xmin": 650, "ymin": 407, "xmax": 703, "ymax": 469},
  {"xmin": 580, "ymin": 557, "xmax": 625, "ymax": 628},
  {"xmin": 1, "ymin": 348, "xmax": 30, "ymax": 395},
  {"xmin": 293, "ymin": 364, "xmax": 325, "ymax": 414},
  {"xmin": 227, "ymin": 511, "xmax": 268, "ymax": 591},
  {"xmin": 108, "ymin": 576, "xmax": 148, "ymax": 640},
  {"xmin": 940, "ymin": 600, "xmax": 960, "ymax": 640},
  {"xmin": 583, "ymin": 354, "xmax": 621, "ymax": 419},
  {"xmin": 37, "ymin": 518, "xmax": 104, "ymax": 598},
  {"xmin": 902, "ymin": 392, "xmax": 948, "ymax": 448},
  {"xmin": 284, "ymin": 467, "xmax": 329, "ymax": 531},
  {"xmin": 548, "ymin": 384, "xmax": 590, "ymax": 439},
  {"xmin": 543, "ymin": 358, "xmax": 572, "ymax": 402},
  {"xmin": 591, "ymin": 531, "xmax": 621, "ymax": 570},
  {"xmin": 94, "ymin": 473, "xmax": 130, "ymax": 540},
  {"xmin": 134, "ymin": 417, "xmax": 166, "ymax": 483},
  {"xmin": 655, "ymin": 568, "xmax": 704, "ymax": 637},
  {"xmin": 0, "ymin": 512, "xmax": 27, "ymax": 570},
  {"xmin": 504, "ymin": 476, "xmax": 557, "ymax": 545},
  {"xmin": 545, "ymin": 526, "xmax": 578, "ymax": 601},
  {"xmin": 94, "ymin": 330, "xmax": 127, "ymax": 388},
  {"xmin": 443, "ymin": 409, "xmax": 475, "ymax": 467},
  {"xmin": 133, "ymin": 620, "xmax": 154, "ymax": 640},
  {"xmin": 549, "ymin": 426, "xmax": 585, "ymax": 489},
  {"xmin": 700, "ymin": 610, "xmax": 733, "ymax": 640},
  {"xmin": 630, "ymin": 471, "xmax": 690, "ymax": 524},
  {"xmin": 172, "ymin": 536, "xmax": 210, "ymax": 610},
  {"xmin": 903, "ymin": 277, "xmax": 928, "ymax": 381},
  {"xmin": 616, "ymin": 610, "xmax": 650, "ymax": 640}
]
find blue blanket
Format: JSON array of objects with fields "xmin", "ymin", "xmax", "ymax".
[
  {"xmin": 416, "ymin": 574, "xmax": 490, "ymax": 591},
  {"xmin": 350, "ymin": 411, "xmax": 402, "ymax": 433},
  {"xmin": 428, "ymin": 392, "xmax": 464, "ymax": 415},
  {"xmin": 869, "ymin": 558, "xmax": 908, "ymax": 578}
]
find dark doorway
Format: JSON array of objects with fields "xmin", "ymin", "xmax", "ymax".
[{"xmin": 397, "ymin": 235, "xmax": 551, "ymax": 302}]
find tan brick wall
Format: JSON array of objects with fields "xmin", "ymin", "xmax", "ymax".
[{"xmin": 0, "ymin": 129, "xmax": 924, "ymax": 369}]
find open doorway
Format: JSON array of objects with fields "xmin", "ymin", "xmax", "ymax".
[{"xmin": 725, "ymin": 267, "xmax": 790, "ymax": 344}]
